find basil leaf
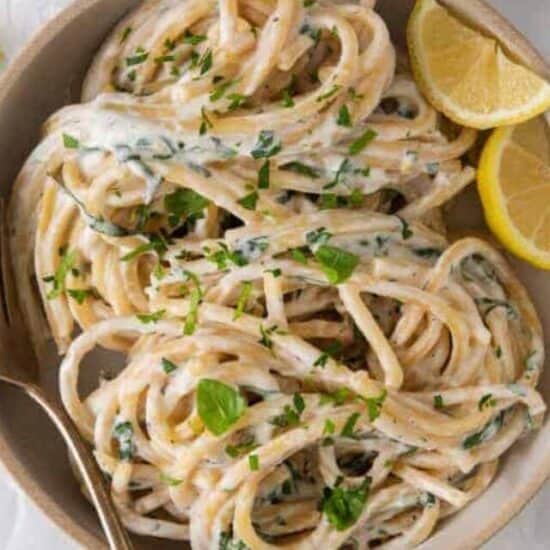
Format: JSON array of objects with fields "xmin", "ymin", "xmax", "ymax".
[
  {"xmin": 197, "ymin": 378, "xmax": 247, "ymax": 435},
  {"xmin": 314, "ymin": 245, "xmax": 359, "ymax": 284}
]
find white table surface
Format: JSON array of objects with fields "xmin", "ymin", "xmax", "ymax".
[{"xmin": 0, "ymin": 1, "xmax": 548, "ymax": 548}]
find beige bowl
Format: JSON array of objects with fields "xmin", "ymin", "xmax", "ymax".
[{"xmin": 0, "ymin": 1, "xmax": 548, "ymax": 549}]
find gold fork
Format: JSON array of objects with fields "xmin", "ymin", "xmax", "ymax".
[{"xmin": 0, "ymin": 198, "xmax": 133, "ymax": 550}]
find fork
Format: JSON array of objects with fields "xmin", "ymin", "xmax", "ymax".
[{"xmin": 0, "ymin": 198, "xmax": 133, "ymax": 550}]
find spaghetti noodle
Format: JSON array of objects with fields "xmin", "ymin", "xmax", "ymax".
[{"xmin": 8, "ymin": 0, "xmax": 545, "ymax": 548}]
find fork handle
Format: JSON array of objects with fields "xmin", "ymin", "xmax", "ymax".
[{"xmin": 22, "ymin": 383, "xmax": 134, "ymax": 550}]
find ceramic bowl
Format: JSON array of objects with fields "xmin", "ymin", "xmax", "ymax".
[{"xmin": 0, "ymin": 1, "xmax": 548, "ymax": 548}]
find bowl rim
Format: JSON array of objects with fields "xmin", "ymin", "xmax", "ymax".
[{"xmin": 0, "ymin": 1, "xmax": 548, "ymax": 549}]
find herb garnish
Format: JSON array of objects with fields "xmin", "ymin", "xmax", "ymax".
[
  {"xmin": 67, "ymin": 288, "xmax": 93, "ymax": 305},
  {"xmin": 321, "ymin": 477, "xmax": 371, "ymax": 531},
  {"xmin": 313, "ymin": 340, "xmax": 343, "ymax": 368},
  {"xmin": 251, "ymin": 130, "xmax": 282, "ymax": 159},
  {"xmin": 314, "ymin": 245, "xmax": 359, "ymax": 284},
  {"xmin": 44, "ymin": 248, "xmax": 76, "ymax": 300},
  {"xmin": 337, "ymin": 104, "xmax": 352, "ymax": 127},
  {"xmin": 234, "ymin": 281, "xmax": 252, "ymax": 320},
  {"xmin": 280, "ymin": 161, "xmax": 321, "ymax": 179},
  {"xmin": 341, "ymin": 413, "xmax": 360, "ymax": 438},
  {"xmin": 270, "ymin": 394, "xmax": 305, "ymax": 428},
  {"xmin": 113, "ymin": 421, "xmax": 135, "ymax": 461},
  {"xmin": 136, "ymin": 309, "xmax": 166, "ymax": 324},
  {"xmin": 478, "ymin": 394, "xmax": 497, "ymax": 410},
  {"xmin": 349, "ymin": 128, "xmax": 377, "ymax": 155},
  {"xmin": 183, "ymin": 30, "xmax": 207, "ymax": 45},
  {"xmin": 63, "ymin": 133, "xmax": 79, "ymax": 149},
  {"xmin": 197, "ymin": 379, "xmax": 247, "ymax": 436},
  {"xmin": 258, "ymin": 160, "xmax": 270, "ymax": 189},
  {"xmin": 161, "ymin": 358, "xmax": 178, "ymax": 374},
  {"xmin": 164, "ymin": 188, "xmax": 210, "ymax": 227}
]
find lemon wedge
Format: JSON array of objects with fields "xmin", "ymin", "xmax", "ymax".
[
  {"xmin": 407, "ymin": 0, "xmax": 550, "ymax": 129},
  {"xmin": 478, "ymin": 115, "xmax": 550, "ymax": 269}
]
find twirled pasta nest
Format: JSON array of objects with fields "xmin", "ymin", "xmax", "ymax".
[{"xmin": 8, "ymin": 0, "xmax": 545, "ymax": 548}]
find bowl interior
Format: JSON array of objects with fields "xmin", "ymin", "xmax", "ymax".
[{"xmin": 0, "ymin": 1, "xmax": 547, "ymax": 549}]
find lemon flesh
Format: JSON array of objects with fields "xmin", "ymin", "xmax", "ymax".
[
  {"xmin": 408, "ymin": 0, "xmax": 550, "ymax": 129},
  {"xmin": 478, "ymin": 116, "xmax": 550, "ymax": 269}
]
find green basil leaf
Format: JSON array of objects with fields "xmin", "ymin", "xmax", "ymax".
[{"xmin": 197, "ymin": 378, "xmax": 247, "ymax": 435}]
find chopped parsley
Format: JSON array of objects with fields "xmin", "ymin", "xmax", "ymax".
[
  {"xmin": 462, "ymin": 411, "xmax": 504, "ymax": 450},
  {"xmin": 67, "ymin": 288, "xmax": 93, "ymax": 305},
  {"xmin": 317, "ymin": 85, "xmax": 341, "ymax": 102},
  {"xmin": 136, "ymin": 309, "xmax": 166, "ymax": 324},
  {"xmin": 251, "ymin": 130, "xmax": 282, "ymax": 159},
  {"xmin": 321, "ymin": 477, "xmax": 370, "ymax": 531},
  {"xmin": 397, "ymin": 216, "xmax": 413, "ymax": 240},
  {"xmin": 62, "ymin": 133, "xmax": 80, "ymax": 149},
  {"xmin": 314, "ymin": 245, "xmax": 359, "ymax": 284},
  {"xmin": 258, "ymin": 160, "xmax": 270, "ymax": 189},
  {"xmin": 280, "ymin": 161, "xmax": 321, "ymax": 179},
  {"xmin": 164, "ymin": 188, "xmax": 210, "ymax": 227},
  {"xmin": 249, "ymin": 454, "xmax": 260, "ymax": 471},
  {"xmin": 126, "ymin": 47, "xmax": 149, "ymax": 66},
  {"xmin": 313, "ymin": 340, "xmax": 343, "ymax": 368},
  {"xmin": 234, "ymin": 281, "xmax": 252, "ymax": 320},
  {"xmin": 341, "ymin": 412, "xmax": 360, "ymax": 438},
  {"xmin": 337, "ymin": 104, "xmax": 352, "ymax": 127},
  {"xmin": 183, "ymin": 30, "xmax": 207, "ymax": 45},
  {"xmin": 161, "ymin": 358, "xmax": 178, "ymax": 374},
  {"xmin": 120, "ymin": 26, "xmax": 132, "ymax": 44},
  {"xmin": 237, "ymin": 190, "xmax": 259, "ymax": 211},
  {"xmin": 44, "ymin": 248, "xmax": 77, "ymax": 300},
  {"xmin": 433, "ymin": 395, "xmax": 444, "ymax": 409},
  {"xmin": 199, "ymin": 106, "xmax": 213, "ymax": 135},
  {"xmin": 349, "ymin": 128, "xmax": 377, "ymax": 155},
  {"xmin": 113, "ymin": 421, "xmax": 135, "ymax": 461},
  {"xmin": 204, "ymin": 242, "xmax": 248, "ymax": 270},
  {"xmin": 363, "ymin": 389, "xmax": 387, "ymax": 422},
  {"xmin": 270, "ymin": 393, "xmax": 305, "ymax": 428},
  {"xmin": 478, "ymin": 394, "xmax": 497, "ymax": 411}
]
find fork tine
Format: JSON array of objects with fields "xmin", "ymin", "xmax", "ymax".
[
  {"xmin": 0, "ymin": 198, "xmax": 9, "ymax": 326},
  {"xmin": 0, "ymin": 197, "xmax": 21, "ymax": 326}
]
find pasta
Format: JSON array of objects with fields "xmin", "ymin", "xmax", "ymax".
[{"xmin": 8, "ymin": 0, "xmax": 545, "ymax": 548}]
